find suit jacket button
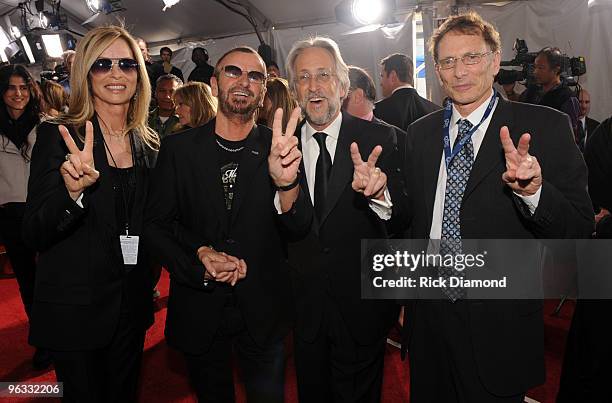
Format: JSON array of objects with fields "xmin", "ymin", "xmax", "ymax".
[
  {"xmin": 226, "ymin": 239, "xmax": 235, "ymax": 244},
  {"xmin": 322, "ymin": 247, "xmax": 331, "ymax": 253}
]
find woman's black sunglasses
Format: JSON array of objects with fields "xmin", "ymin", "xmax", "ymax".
[{"xmin": 90, "ymin": 58, "xmax": 139, "ymax": 74}]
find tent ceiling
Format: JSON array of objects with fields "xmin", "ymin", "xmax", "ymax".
[{"xmin": 0, "ymin": 0, "xmax": 519, "ymax": 44}]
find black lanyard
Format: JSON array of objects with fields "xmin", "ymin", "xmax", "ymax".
[{"xmin": 101, "ymin": 132, "xmax": 136, "ymax": 235}]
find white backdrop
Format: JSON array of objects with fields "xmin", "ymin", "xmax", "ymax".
[
  {"xmin": 466, "ymin": 0, "xmax": 610, "ymax": 121},
  {"xmin": 270, "ymin": 17, "xmax": 413, "ymax": 100},
  {"xmin": 164, "ymin": 16, "xmax": 414, "ymax": 103},
  {"xmin": 162, "ymin": 0, "xmax": 610, "ymax": 121}
]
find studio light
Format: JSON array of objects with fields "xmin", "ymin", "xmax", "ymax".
[
  {"xmin": 335, "ymin": 0, "xmax": 396, "ymax": 27},
  {"xmin": 352, "ymin": 0, "xmax": 384, "ymax": 25},
  {"xmin": 21, "ymin": 36, "xmax": 36, "ymax": 64},
  {"xmin": 10, "ymin": 26, "xmax": 22, "ymax": 39},
  {"xmin": 39, "ymin": 12, "xmax": 49, "ymax": 29},
  {"xmin": 86, "ymin": 0, "xmax": 101, "ymax": 12},
  {"xmin": 0, "ymin": 27, "xmax": 9, "ymax": 63},
  {"xmin": 0, "ymin": 26, "xmax": 10, "ymax": 49},
  {"xmin": 41, "ymin": 34, "xmax": 64, "ymax": 58},
  {"xmin": 162, "ymin": 0, "xmax": 181, "ymax": 11}
]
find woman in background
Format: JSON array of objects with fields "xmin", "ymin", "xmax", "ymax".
[
  {"xmin": 173, "ymin": 81, "xmax": 217, "ymax": 128},
  {"xmin": 23, "ymin": 25, "xmax": 159, "ymax": 401},
  {"xmin": 257, "ymin": 77, "xmax": 298, "ymax": 131},
  {"xmin": 41, "ymin": 80, "xmax": 67, "ymax": 117},
  {"xmin": 0, "ymin": 64, "xmax": 49, "ymax": 370}
]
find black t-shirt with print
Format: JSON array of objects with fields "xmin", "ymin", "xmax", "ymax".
[{"xmin": 216, "ymin": 134, "xmax": 247, "ymax": 213}]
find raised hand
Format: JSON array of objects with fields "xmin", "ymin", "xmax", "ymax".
[
  {"xmin": 350, "ymin": 142, "xmax": 386, "ymax": 201},
  {"xmin": 197, "ymin": 246, "xmax": 247, "ymax": 286},
  {"xmin": 59, "ymin": 121, "xmax": 100, "ymax": 200},
  {"xmin": 269, "ymin": 107, "xmax": 302, "ymax": 187},
  {"xmin": 595, "ymin": 208, "xmax": 610, "ymax": 224},
  {"xmin": 500, "ymin": 126, "xmax": 542, "ymax": 196}
]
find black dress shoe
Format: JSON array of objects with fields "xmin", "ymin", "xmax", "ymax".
[{"xmin": 32, "ymin": 348, "xmax": 52, "ymax": 370}]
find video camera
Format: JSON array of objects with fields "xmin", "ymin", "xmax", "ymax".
[
  {"xmin": 40, "ymin": 65, "xmax": 69, "ymax": 84},
  {"xmin": 495, "ymin": 39, "xmax": 586, "ymax": 87}
]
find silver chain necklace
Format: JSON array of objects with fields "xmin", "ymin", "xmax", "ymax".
[{"xmin": 216, "ymin": 139, "xmax": 245, "ymax": 153}]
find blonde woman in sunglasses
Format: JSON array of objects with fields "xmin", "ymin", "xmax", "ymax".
[{"xmin": 23, "ymin": 25, "xmax": 159, "ymax": 402}]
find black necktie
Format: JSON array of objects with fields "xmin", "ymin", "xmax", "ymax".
[{"xmin": 313, "ymin": 132, "xmax": 332, "ymax": 221}]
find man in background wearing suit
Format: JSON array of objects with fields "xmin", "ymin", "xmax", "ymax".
[
  {"xmin": 282, "ymin": 37, "xmax": 404, "ymax": 402},
  {"xmin": 374, "ymin": 53, "xmax": 439, "ymax": 132},
  {"xmin": 144, "ymin": 46, "xmax": 305, "ymax": 403},
  {"xmin": 578, "ymin": 88, "xmax": 600, "ymax": 147},
  {"xmin": 390, "ymin": 12, "xmax": 593, "ymax": 403},
  {"xmin": 344, "ymin": 65, "xmax": 407, "ymax": 145}
]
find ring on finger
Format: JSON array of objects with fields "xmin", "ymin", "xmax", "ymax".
[
  {"xmin": 374, "ymin": 167, "xmax": 381, "ymax": 174},
  {"xmin": 65, "ymin": 153, "xmax": 72, "ymax": 161}
]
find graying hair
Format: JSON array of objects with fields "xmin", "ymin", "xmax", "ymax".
[
  {"xmin": 156, "ymin": 73, "xmax": 183, "ymax": 86},
  {"xmin": 286, "ymin": 36, "xmax": 350, "ymax": 100}
]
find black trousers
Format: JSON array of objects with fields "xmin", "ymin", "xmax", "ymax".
[
  {"xmin": 408, "ymin": 301, "xmax": 524, "ymax": 403},
  {"xmin": 183, "ymin": 302, "xmax": 285, "ymax": 403},
  {"xmin": 49, "ymin": 310, "xmax": 146, "ymax": 403},
  {"xmin": 0, "ymin": 202, "xmax": 37, "ymax": 319},
  {"xmin": 557, "ymin": 300, "xmax": 612, "ymax": 402},
  {"xmin": 294, "ymin": 293, "xmax": 386, "ymax": 403}
]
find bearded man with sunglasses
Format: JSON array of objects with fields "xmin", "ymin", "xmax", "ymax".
[{"xmin": 144, "ymin": 46, "xmax": 305, "ymax": 403}]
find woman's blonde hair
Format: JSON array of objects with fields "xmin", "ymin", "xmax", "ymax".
[
  {"xmin": 41, "ymin": 80, "xmax": 66, "ymax": 115},
  {"xmin": 260, "ymin": 77, "xmax": 298, "ymax": 131},
  {"xmin": 56, "ymin": 25, "xmax": 159, "ymax": 149},
  {"xmin": 173, "ymin": 81, "xmax": 217, "ymax": 128}
]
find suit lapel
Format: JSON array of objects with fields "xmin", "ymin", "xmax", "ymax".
[
  {"xmin": 423, "ymin": 124, "xmax": 444, "ymax": 226},
  {"xmin": 88, "ymin": 116, "xmax": 115, "ymax": 234},
  {"xmin": 463, "ymin": 98, "xmax": 514, "ymax": 201},
  {"xmin": 230, "ymin": 125, "xmax": 266, "ymax": 226},
  {"xmin": 319, "ymin": 114, "xmax": 355, "ymax": 225},
  {"xmin": 194, "ymin": 120, "xmax": 227, "ymax": 230},
  {"xmin": 295, "ymin": 123, "xmax": 312, "ymax": 206},
  {"xmin": 129, "ymin": 134, "xmax": 148, "ymax": 234}
]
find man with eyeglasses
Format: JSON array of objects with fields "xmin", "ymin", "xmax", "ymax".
[
  {"xmin": 387, "ymin": 12, "xmax": 593, "ymax": 403},
  {"xmin": 144, "ymin": 46, "xmax": 304, "ymax": 403},
  {"xmin": 280, "ymin": 36, "xmax": 404, "ymax": 403},
  {"xmin": 374, "ymin": 53, "xmax": 439, "ymax": 132}
]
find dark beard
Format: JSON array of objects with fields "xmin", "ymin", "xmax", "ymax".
[{"xmin": 219, "ymin": 86, "xmax": 262, "ymax": 123}]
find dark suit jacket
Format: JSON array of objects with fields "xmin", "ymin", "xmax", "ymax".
[
  {"xmin": 188, "ymin": 63, "xmax": 214, "ymax": 85},
  {"xmin": 397, "ymin": 98, "xmax": 593, "ymax": 396},
  {"xmin": 585, "ymin": 116, "xmax": 601, "ymax": 140},
  {"xmin": 23, "ymin": 118, "xmax": 156, "ymax": 350},
  {"xmin": 585, "ymin": 117, "xmax": 612, "ymax": 223},
  {"xmin": 372, "ymin": 116, "xmax": 407, "ymax": 146},
  {"xmin": 374, "ymin": 87, "xmax": 440, "ymax": 132},
  {"xmin": 143, "ymin": 119, "xmax": 300, "ymax": 354},
  {"xmin": 285, "ymin": 113, "xmax": 403, "ymax": 345}
]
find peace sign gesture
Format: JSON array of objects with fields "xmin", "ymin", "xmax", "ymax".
[
  {"xmin": 268, "ymin": 107, "xmax": 303, "ymax": 187},
  {"xmin": 350, "ymin": 142, "xmax": 386, "ymax": 201},
  {"xmin": 500, "ymin": 126, "xmax": 542, "ymax": 196},
  {"xmin": 59, "ymin": 121, "xmax": 100, "ymax": 201}
]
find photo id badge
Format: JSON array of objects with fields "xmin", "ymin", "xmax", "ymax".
[{"xmin": 120, "ymin": 235, "xmax": 139, "ymax": 265}]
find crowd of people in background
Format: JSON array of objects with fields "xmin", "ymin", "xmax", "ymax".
[{"xmin": 0, "ymin": 11, "xmax": 611, "ymax": 403}]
